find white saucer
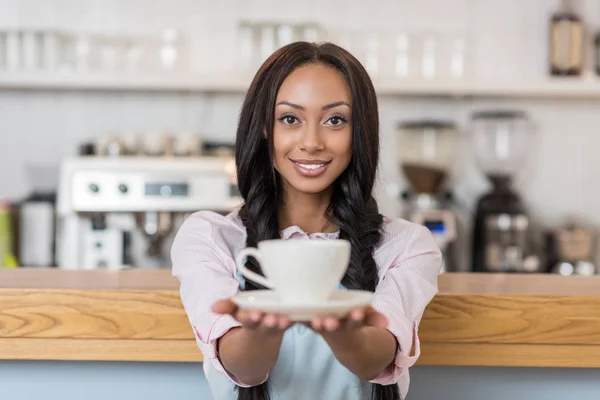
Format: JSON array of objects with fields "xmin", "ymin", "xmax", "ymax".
[{"xmin": 231, "ymin": 290, "xmax": 373, "ymax": 321}]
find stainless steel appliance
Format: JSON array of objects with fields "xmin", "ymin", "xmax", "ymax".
[
  {"xmin": 397, "ymin": 120, "xmax": 459, "ymax": 272},
  {"xmin": 470, "ymin": 110, "xmax": 541, "ymax": 273},
  {"xmin": 18, "ymin": 193, "xmax": 56, "ymax": 267},
  {"xmin": 56, "ymin": 156, "xmax": 241, "ymax": 269},
  {"xmin": 15, "ymin": 164, "xmax": 59, "ymax": 267}
]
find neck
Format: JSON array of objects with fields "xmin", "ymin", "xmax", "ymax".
[{"xmin": 279, "ymin": 185, "xmax": 337, "ymax": 234}]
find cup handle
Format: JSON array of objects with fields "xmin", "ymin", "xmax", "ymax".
[{"xmin": 235, "ymin": 247, "xmax": 274, "ymax": 289}]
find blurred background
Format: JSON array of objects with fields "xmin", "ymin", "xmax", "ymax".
[{"xmin": 1, "ymin": 0, "xmax": 600, "ymax": 277}]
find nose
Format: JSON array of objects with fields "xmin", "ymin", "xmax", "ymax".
[{"xmin": 298, "ymin": 124, "xmax": 324, "ymax": 153}]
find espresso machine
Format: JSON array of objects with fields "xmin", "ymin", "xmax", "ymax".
[
  {"xmin": 470, "ymin": 111, "xmax": 541, "ymax": 273},
  {"xmin": 56, "ymin": 156, "xmax": 241, "ymax": 269},
  {"xmin": 397, "ymin": 120, "xmax": 459, "ymax": 272}
]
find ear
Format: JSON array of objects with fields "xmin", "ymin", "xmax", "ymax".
[{"xmin": 262, "ymin": 128, "xmax": 267, "ymax": 139}]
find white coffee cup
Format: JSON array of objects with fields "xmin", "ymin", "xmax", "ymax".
[{"xmin": 235, "ymin": 239, "xmax": 351, "ymax": 305}]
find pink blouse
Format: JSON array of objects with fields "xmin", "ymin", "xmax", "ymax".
[{"xmin": 171, "ymin": 209, "xmax": 442, "ymax": 399}]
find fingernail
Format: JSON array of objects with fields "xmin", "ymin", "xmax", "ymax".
[{"xmin": 251, "ymin": 312, "xmax": 261, "ymax": 321}]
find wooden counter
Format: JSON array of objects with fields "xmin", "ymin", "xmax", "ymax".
[{"xmin": 1, "ymin": 269, "xmax": 600, "ymax": 368}]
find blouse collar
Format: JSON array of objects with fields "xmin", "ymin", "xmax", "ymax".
[
  {"xmin": 279, "ymin": 225, "xmax": 340, "ymax": 240},
  {"xmin": 232, "ymin": 209, "xmax": 341, "ymax": 240}
]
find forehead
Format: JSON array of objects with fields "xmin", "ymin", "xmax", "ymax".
[{"xmin": 276, "ymin": 63, "xmax": 351, "ymax": 105}]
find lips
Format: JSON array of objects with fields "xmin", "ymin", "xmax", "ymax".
[{"xmin": 290, "ymin": 159, "xmax": 331, "ymax": 177}]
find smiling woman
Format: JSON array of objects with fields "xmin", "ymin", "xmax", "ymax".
[{"xmin": 171, "ymin": 41, "xmax": 442, "ymax": 400}]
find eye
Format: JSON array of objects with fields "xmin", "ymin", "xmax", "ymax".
[
  {"xmin": 278, "ymin": 114, "xmax": 300, "ymax": 125},
  {"xmin": 325, "ymin": 115, "xmax": 348, "ymax": 127}
]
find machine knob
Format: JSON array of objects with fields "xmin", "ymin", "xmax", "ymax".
[
  {"xmin": 89, "ymin": 183, "xmax": 100, "ymax": 193},
  {"xmin": 118, "ymin": 184, "xmax": 128, "ymax": 194}
]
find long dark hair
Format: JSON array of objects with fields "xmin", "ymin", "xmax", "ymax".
[{"xmin": 234, "ymin": 41, "xmax": 400, "ymax": 400}]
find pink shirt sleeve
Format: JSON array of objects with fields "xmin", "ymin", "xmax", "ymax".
[
  {"xmin": 369, "ymin": 221, "xmax": 442, "ymax": 385},
  {"xmin": 171, "ymin": 211, "xmax": 260, "ymax": 387}
]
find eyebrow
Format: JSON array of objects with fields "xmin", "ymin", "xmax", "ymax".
[{"xmin": 276, "ymin": 101, "xmax": 351, "ymax": 111}]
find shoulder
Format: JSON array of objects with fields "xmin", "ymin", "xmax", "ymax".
[
  {"xmin": 374, "ymin": 217, "xmax": 442, "ymax": 267},
  {"xmin": 176, "ymin": 209, "xmax": 245, "ymax": 238},
  {"xmin": 377, "ymin": 217, "xmax": 436, "ymax": 250},
  {"xmin": 172, "ymin": 209, "xmax": 247, "ymax": 258}
]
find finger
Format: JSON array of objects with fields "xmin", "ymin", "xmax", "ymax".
[
  {"xmin": 324, "ymin": 316, "xmax": 340, "ymax": 332},
  {"xmin": 365, "ymin": 307, "xmax": 388, "ymax": 329},
  {"xmin": 238, "ymin": 309, "xmax": 266, "ymax": 329},
  {"xmin": 236, "ymin": 309, "xmax": 261, "ymax": 327},
  {"xmin": 346, "ymin": 308, "xmax": 366, "ymax": 329},
  {"xmin": 248, "ymin": 310, "xmax": 263, "ymax": 324},
  {"xmin": 211, "ymin": 298, "xmax": 237, "ymax": 315},
  {"xmin": 277, "ymin": 315, "xmax": 291, "ymax": 330},
  {"xmin": 311, "ymin": 317, "xmax": 324, "ymax": 331},
  {"xmin": 244, "ymin": 310, "xmax": 263, "ymax": 329},
  {"xmin": 262, "ymin": 313, "xmax": 278, "ymax": 329}
]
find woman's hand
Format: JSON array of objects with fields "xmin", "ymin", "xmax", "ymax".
[
  {"xmin": 306, "ymin": 306, "xmax": 397, "ymax": 381},
  {"xmin": 212, "ymin": 298, "xmax": 292, "ymax": 334},
  {"xmin": 308, "ymin": 306, "xmax": 388, "ymax": 333},
  {"xmin": 211, "ymin": 299, "xmax": 292, "ymax": 386}
]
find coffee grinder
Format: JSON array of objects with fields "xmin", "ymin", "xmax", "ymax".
[
  {"xmin": 470, "ymin": 111, "xmax": 541, "ymax": 273},
  {"xmin": 397, "ymin": 120, "xmax": 459, "ymax": 272}
]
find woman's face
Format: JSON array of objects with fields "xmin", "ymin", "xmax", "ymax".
[{"xmin": 273, "ymin": 63, "xmax": 353, "ymax": 196}]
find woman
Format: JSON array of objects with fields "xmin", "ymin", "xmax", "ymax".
[{"xmin": 171, "ymin": 41, "xmax": 442, "ymax": 400}]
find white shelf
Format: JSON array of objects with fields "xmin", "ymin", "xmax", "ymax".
[
  {"xmin": 373, "ymin": 76, "xmax": 600, "ymax": 99},
  {"xmin": 0, "ymin": 72, "xmax": 252, "ymax": 92},
  {"xmin": 1, "ymin": 72, "xmax": 600, "ymax": 98}
]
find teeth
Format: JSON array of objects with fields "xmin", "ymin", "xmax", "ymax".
[{"xmin": 296, "ymin": 162, "xmax": 325, "ymax": 170}]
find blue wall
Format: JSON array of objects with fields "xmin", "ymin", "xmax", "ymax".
[
  {"xmin": 1, "ymin": 361, "xmax": 599, "ymax": 400},
  {"xmin": 0, "ymin": 361, "xmax": 208, "ymax": 400}
]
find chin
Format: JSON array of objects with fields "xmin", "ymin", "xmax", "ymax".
[{"xmin": 288, "ymin": 178, "xmax": 333, "ymax": 195}]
